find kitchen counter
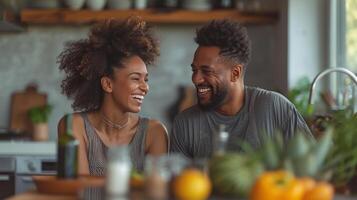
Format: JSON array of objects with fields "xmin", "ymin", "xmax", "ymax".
[{"xmin": 0, "ymin": 141, "xmax": 56, "ymax": 156}]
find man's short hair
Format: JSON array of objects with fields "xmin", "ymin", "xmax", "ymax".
[{"xmin": 195, "ymin": 19, "xmax": 251, "ymax": 70}]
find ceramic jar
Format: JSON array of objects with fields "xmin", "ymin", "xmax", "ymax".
[
  {"xmin": 133, "ymin": 0, "xmax": 147, "ymax": 9},
  {"xmin": 107, "ymin": 0, "xmax": 131, "ymax": 9},
  {"xmin": 182, "ymin": 0, "xmax": 210, "ymax": 11},
  {"xmin": 86, "ymin": 0, "xmax": 107, "ymax": 10},
  {"xmin": 108, "ymin": 0, "xmax": 131, "ymax": 10},
  {"xmin": 29, "ymin": 0, "xmax": 60, "ymax": 9},
  {"xmin": 64, "ymin": 0, "xmax": 85, "ymax": 10}
]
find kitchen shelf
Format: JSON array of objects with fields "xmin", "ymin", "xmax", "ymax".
[{"xmin": 20, "ymin": 9, "xmax": 279, "ymax": 25}]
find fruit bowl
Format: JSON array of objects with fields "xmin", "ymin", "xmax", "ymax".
[{"xmin": 33, "ymin": 175, "xmax": 105, "ymax": 195}]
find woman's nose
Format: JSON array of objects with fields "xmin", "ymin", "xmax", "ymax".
[{"xmin": 140, "ymin": 81, "xmax": 149, "ymax": 94}]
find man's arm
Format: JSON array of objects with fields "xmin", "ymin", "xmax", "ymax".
[
  {"xmin": 269, "ymin": 91, "xmax": 314, "ymax": 140},
  {"xmin": 257, "ymin": 90, "xmax": 314, "ymax": 141},
  {"xmin": 283, "ymin": 106, "xmax": 314, "ymax": 140}
]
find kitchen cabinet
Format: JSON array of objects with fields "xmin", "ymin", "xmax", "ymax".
[{"xmin": 20, "ymin": 9, "xmax": 278, "ymax": 25}]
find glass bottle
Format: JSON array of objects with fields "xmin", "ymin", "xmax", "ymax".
[
  {"xmin": 213, "ymin": 124, "xmax": 229, "ymax": 156},
  {"xmin": 57, "ymin": 114, "xmax": 79, "ymax": 179},
  {"xmin": 106, "ymin": 145, "xmax": 132, "ymax": 197}
]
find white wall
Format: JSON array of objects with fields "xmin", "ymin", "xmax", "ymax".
[{"xmin": 287, "ymin": 0, "xmax": 328, "ymax": 87}]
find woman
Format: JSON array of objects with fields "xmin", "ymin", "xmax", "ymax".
[{"xmin": 57, "ymin": 17, "xmax": 168, "ymax": 175}]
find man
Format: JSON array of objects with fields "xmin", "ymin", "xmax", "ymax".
[{"xmin": 170, "ymin": 19, "xmax": 313, "ymax": 159}]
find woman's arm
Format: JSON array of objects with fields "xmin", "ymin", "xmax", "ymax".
[
  {"xmin": 57, "ymin": 114, "xmax": 90, "ymax": 175},
  {"xmin": 145, "ymin": 119, "xmax": 169, "ymax": 155}
]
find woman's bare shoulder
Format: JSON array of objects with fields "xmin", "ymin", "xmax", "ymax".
[
  {"xmin": 147, "ymin": 119, "xmax": 167, "ymax": 133},
  {"xmin": 146, "ymin": 118, "xmax": 169, "ymax": 154}
]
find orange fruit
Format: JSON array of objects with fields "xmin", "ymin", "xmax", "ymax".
[
  {"xmin": 250, "ymin": 171, "xmax": 304, "ymax": 200},
  {"xmin": 173, "ymin": 168, "xmax": 212, "ymax": 200},
  {"xmin": 298, "ymin": 177, "xmax": 316, "ymax": 193},
  {"xmin": 303, "ymin": 182, "xmax": 334, "ymax": 200}
]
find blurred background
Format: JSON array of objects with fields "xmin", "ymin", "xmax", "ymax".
[{"xmin": 0, "ymin": 0, "xmax": 356, "ymax": 140}]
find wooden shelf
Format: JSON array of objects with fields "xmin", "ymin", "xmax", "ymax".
[{"xmin": 20, "ymin": 9, "xmax": 279, "ymax": 25}]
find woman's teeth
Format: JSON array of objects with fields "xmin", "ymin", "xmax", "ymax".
[{"xmin": 132, "ymin": 95, "xmax": 144, "ymax": 103}]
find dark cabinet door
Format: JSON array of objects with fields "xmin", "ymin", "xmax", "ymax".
[{"xmin": 0, "ymin": 173, "xmax": 15, "ymax": 199}]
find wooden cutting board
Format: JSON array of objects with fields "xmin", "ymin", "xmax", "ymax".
[{"xmin": 9, "ymin": 84, "xmax": 47, "ymax": 134}]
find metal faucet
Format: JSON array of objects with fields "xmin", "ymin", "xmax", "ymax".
[{"xmin": 308, "ymin": 68, "xmax": 357, "ymax": 112}]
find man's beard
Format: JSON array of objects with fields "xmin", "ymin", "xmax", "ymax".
[{"xmin": 198, "ymin": 85, "xmax": 228, "ymax": 111}]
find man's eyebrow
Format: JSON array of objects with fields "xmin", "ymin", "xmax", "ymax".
[
  {"xmin": 191, "ymin": 65, "xmax": 212, "ymax": 70},
  {"xmin": 191, "ymin": 64, "xmax": 212, "ymax": 70}
]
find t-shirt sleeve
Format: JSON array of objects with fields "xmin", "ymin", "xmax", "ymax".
[
  {"xmin": 170, "ymin": 116, "xmax": 193, "ymax": 158},
  {"xmin": 283, "ymin": 105, "xmax": 314, "ymax": 140},
  {"xmin": 271, "ymin": 92, "xmax": 314, "ymax": 140}
]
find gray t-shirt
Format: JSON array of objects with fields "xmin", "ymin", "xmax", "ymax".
[{"xmin": 170, "ymin": 86, "xmax": 313, "ymax": 159}]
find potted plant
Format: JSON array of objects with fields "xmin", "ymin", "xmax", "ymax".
[{"xmin": 27, "ymin": 105, "xmax": 52, "ymax": 141}]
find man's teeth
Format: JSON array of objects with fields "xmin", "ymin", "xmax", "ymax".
[{"xmin": 198, "ymin": 88, "xmax": 211, "ymax": 93}]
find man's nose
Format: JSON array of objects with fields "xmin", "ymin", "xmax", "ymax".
[{"xmin": 192, "ymin": 71, "xmax": 204, "ymax": 85}]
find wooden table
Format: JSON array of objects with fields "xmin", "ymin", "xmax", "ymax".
[
  {"xmin": 7, "ymin": 191, "xmax": 77, "ymax": 200},
  {"xmin": 7, "ymin": 188, "xmax": 141, "ymax": 200},
  {"xmin": 7, "ymin": 189, "xmax": 357, "ymax": 200}
]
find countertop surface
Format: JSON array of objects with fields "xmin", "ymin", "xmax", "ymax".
[
  {"xmin": 7, "ymin": 191, "xmax": 357, "ymax": 200},
  {"xmin": 0, "ymin": 141, "xmax": 56, "ymax": 156}
]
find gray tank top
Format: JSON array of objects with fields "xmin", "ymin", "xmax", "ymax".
[{"xmin": 80, "ymin": 113, "xmax": 149, "ymax": 176}]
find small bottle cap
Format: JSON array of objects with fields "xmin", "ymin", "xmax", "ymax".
[{"xmin": 218, "ymin": 124, "xmax": 229, "ymax": 141}]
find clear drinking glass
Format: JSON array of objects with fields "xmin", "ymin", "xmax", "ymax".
[
  {"xmin": 106, "ymin": 145, "xmax": 132, "ymax": 198},
  {"xmin": 144, "ymin": 154, "xmax": 188, "ymax": 200}
]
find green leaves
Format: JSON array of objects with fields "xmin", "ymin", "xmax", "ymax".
[
  {"xmin": 323, "ymin": 111, "xmax": 357, "ymax": 186},
  {"xmin": 259, "ymin": 134, "xmax": 284, "ymax": 170},
  {"xmin": 255, "ymin": 131, "xmax": 332, "ymax": 179},
  {"xmin": 27, "ymin": 105, "xmax": 53, "ymax": 124},
  {"xmin": 284, "ymin": 131, "xmax": 332, "ymax": 178},
  {"xmin": 288, "ymin": 77, "xmax": 313, "ymax": 117},
  {"xmin": 209, "ymin": 153, "xmax": 264, "ymax": 197}
]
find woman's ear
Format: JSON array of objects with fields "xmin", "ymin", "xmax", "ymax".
[
  {"xmin": 231, "ymin": 64, "xmax": 243, "ymax": 82},
  {"xmin": 101, "ymin": 76, "xmax": 113, "ymax": 93}
]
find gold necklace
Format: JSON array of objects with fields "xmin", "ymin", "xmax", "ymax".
[{"xmin": 101, "ymin": 114, "xmax": 129, "ymax": 129}]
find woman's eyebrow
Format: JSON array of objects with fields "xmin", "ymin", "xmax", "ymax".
[{"xmin": 128, "ymin": 72, "xmax": 148, "ymax": 76}]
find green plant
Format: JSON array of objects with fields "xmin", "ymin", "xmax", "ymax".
[
  {"xmin": 322, "ymin": 110, "xmax": 357, "ymax": 187},
  {"xmin": 27, "ymin": 105, "xmax": 53, "ymax": 124},
  {"xmin": 288, "ymin": 77, "xmax": 314, "ymax": 117},
  {"xmin": 209, "ymin": 153, "xmax": 264, "ymax": 198},
  {"xmin": 255, "ymin": 131, "xmax": 332, "ymax": 179}
]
